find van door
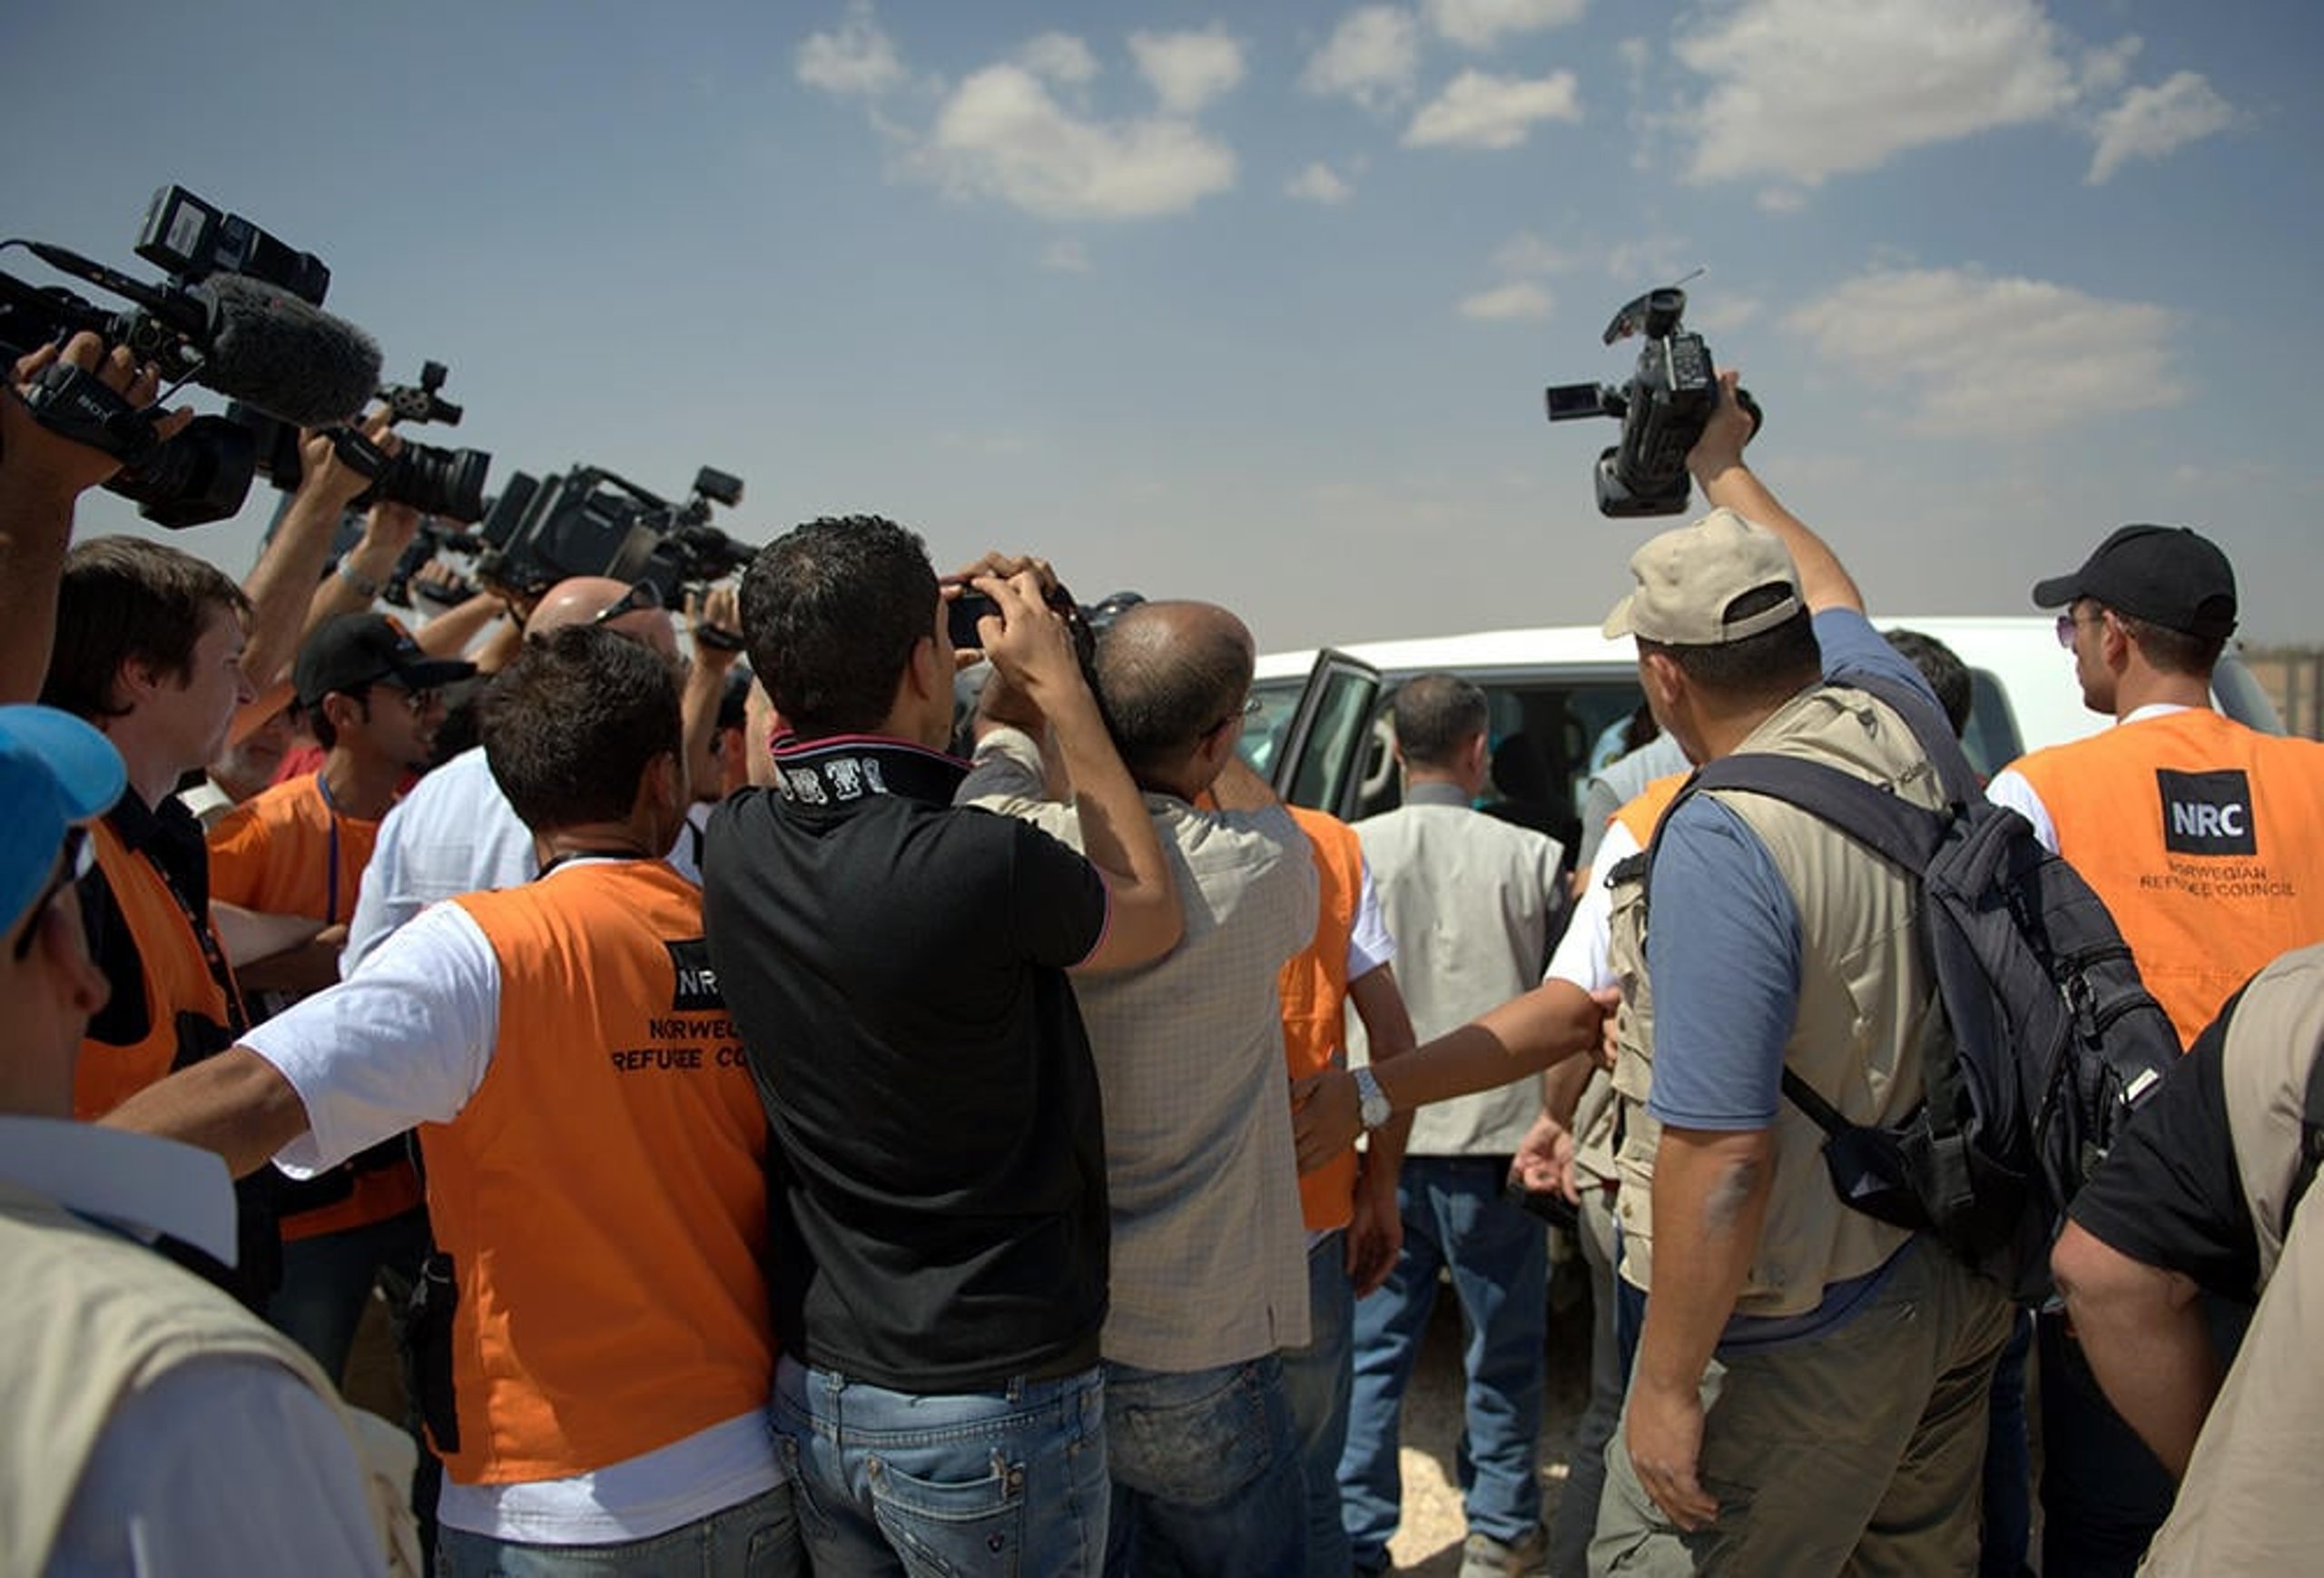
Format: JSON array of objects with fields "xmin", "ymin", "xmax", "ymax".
[{"xmin": 1265, "ymin": 649, "xmax": 1382, "ymax": 813}]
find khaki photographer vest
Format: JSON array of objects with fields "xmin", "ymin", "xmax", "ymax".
[{"xmin": 1610, "ymin": 683, "xmax": 1942, "ymax": 1317}]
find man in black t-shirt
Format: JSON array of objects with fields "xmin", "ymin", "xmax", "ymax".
[
  {"xmin": 2053, "ymin": 941, "xmax": 2324, "ymax": 1572},
  {"xmin": 704, "ymin": 520, "xmax": 1180, "ymax": 1577}
]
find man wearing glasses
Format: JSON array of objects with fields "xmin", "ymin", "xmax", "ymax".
[
  {"xmin": 205, "ymin": 611, "xmax": 473, "ymax": 1381},
  {"xmin": 0, "ymin": 704, "xmax": 399, "ymax": 1574},
  {"xmin": 1987, "ymin": 526, "xmax": 2324, "ymax": 1574}
]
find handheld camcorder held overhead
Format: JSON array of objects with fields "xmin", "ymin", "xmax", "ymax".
[
  {"xmin": 235, "ymin": 357, "xmax": 493, "ymax": 524},
  {"xmin": 0, "ymin": 184, "xmax": 382, "ymax": 528},
  {"xmin": 473, "ymin": 463, "xmax": 754, "ymax": 602},
  {"xmin": 1543, "ymin": 282, "xmax": 1761, "ymax": 518}
]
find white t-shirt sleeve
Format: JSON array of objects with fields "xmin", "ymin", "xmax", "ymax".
[
  {"xmin": 1544, "ymin": 817, "xmax": 1635, "ymax": 994},
  {"xmin": 1984, "ymin": 766, "xmax": 2060, "ymax": 854},
  {"xmin": 246, "ymin": 900, "xmax": 503, "ymax": 1176},
  {"xmin": 1345, "ymin": 857, "xmax": 1394, "ymax": 979},
  {"xmin": 51, "ymin": 1356, "xmax": 386, "ymax": 1576}
]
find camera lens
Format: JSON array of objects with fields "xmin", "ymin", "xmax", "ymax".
[{"xmin": 379, "ymin": 442, "xmax": 493, "ymax": 523}]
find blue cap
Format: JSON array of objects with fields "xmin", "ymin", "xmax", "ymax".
[{"xmin": 0, "ymin": 705, "xmax": 126, "ymax": 939}]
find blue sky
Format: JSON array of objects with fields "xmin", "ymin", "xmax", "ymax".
[{"xmin": 8, "ymin": 0, "xmax": 2319, "ymax": 650}]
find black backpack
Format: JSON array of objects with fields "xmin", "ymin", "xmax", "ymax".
[{"xmin": 1648, "ymin": 672, "xmax": 2181, "ymax": 1302}]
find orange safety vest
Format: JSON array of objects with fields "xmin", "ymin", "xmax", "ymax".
[
  {"xmin": 75, "ymin": 821, "xmax": 242, "ymax": 1119},
  {"xmin": 208, "ymin": 773, "xmax": 417, "ymax": 1241},
  {"xmin": 425, "ymin": 861, "xmax": 772, "ymax": 1484},
  {"xmin": 1281, "ymin": 806, "xmax": 1368, "ymax": 1231},
  {"xmin": 1612, "ymin": 772, "xmax": 1689, "ymax": 854},
  {"xmin": 2010, "ymin": 709, "xmax": 2324, "ymax": 1049}
]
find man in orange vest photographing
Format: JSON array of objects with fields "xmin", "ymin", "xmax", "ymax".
[
  {"xmin": 103, "ymin": 625, "xmax": 801, "ymax": 1574},
  {"xmin": 1988, "ymin": 524, "xmax": 2324, "ymax": 1575}
]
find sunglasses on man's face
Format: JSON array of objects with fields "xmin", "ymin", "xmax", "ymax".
[{"xmin": 12, "ymin": 824, "xmax": 94, "ymax": 963}]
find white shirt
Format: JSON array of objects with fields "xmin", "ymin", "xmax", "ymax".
[
  {"xmin": 245, "ymin": 873, "xmax": 780, "ymax": 1544},
  {"xmin": 1, "ymin": 1119, "xmax": 382, "ymax": 1577},
  {"xmin": 1545, "ymin": 816, "xmax": 1635, "ymax": 996},
  {"xmin": 1986, "ymin": 703, "xmax": 2199, "ymax": 855},
  {"xmin": 342, "ymin": 745, "xmax": 703, "ymax": 975}
]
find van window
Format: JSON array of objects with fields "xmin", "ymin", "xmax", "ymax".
[
  {"xmin": 1344, "ymin": 678, "xmax": 1647, "ymax": 864},
  {"xmin": 1959, "ymin": 669, "xmax": 2024, "ymax": 781}
]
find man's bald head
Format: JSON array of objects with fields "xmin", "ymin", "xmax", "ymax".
[
  {"xmin": 1093, "ymin": 601, "xmax": 1255, "ymax": 783},
  {"xmin": 525, "ymin": 577, "xmax": 679, "ymax": 663}
]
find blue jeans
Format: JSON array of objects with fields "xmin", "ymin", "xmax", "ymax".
[
  {"xmin": 1278, "ymin": 1233, "xmax": 1356, "ymax": 1577},
  {"xmin": 1340, "ymin": 1156, "xmax": 1547, "ymax": 1568},
  {"xmin": 1105, "ymin": 1356, "xmax": 1307, "ymax": 1576},
  {"xmin": 773, "ymin": 1354, "xmax": 1108, "ymax": 1576},
  {"xmin": 436, "ymin": 1482, "xmax": 803, "ymax": 1576},
  {"xmin": 265, "ymin": 1204, "xmax": 429, "ymax": 1382}
]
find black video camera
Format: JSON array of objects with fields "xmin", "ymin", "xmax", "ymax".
[
  {"xmin": 235, "ymin": 358, "xmax": 492, "ymax": 523},
  {"xmin": 473, "ymin": 463, "xmax": 753, "ymax": 601},
  {"xmin": 0, "ymin": 185, "xmax": 378, "ymax": 528},
  {"xmin": 1543, "ymin": 284, "xmax": 1760, "ymax": 518}
]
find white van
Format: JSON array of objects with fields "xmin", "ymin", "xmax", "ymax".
[{"xmin": 1246, "ymin": 616, "xmax": 2284, "ymax": 859}]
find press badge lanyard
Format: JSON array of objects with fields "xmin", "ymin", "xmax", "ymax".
[{"xmin": 312, "ymin": 771, "xmax": 347, "ymax": 925}]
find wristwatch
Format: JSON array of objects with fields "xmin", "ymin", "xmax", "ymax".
[
  {"xmin": 336, "ymin": 559, "xmax": 382, "ymax": 599},
  {"xmin": 1353, "ymin": 1065, "xmax": 1393, "ymax": 1131}
]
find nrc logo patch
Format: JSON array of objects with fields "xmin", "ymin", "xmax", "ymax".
[
  {"xmin": 2157, "ymin": 768, "xmax": 2257, "ymax": 856},
  {"xmin": 665, "ymin": 938, "xmax": 725, "ymax": 1011}
]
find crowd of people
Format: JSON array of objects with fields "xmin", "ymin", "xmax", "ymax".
[{"xmin": 5, "ymin": 325, "xmax": 2322, "ymax": 1578}]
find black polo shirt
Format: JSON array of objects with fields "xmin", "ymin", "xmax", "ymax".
[{"xmin": 703, "ymin": 734, "xmax": 1112, "ymax": 1392}]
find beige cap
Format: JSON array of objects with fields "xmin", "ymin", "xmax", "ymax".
[{"xmin": 1601, "ymin": 507, "xmax": 1804, "ymax": 645}]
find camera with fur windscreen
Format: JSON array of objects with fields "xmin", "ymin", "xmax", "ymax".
[
  {"xmin": 1543, "ymin": 281, "xmax": 1761, "ymax": 518},
  {"xmin": 473, "ymin": 462, "xmax": 754, "ymax": 604},
  {"xmin": 0, "ymin": 183, "xmax": 382, "ymax": 527}
]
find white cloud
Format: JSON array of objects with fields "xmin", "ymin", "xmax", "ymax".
[
  {"xmin": 1131, "ymin": 27, "xmax": 1246, "ymax": 115},
  {"xmin": 1042, "ymin": 239, "xmax": 1091, "ymax": 272},
  {"xmin": 1756, "ymin": 186, "xmax": 1807, "ymax": 214},
  {"xmin": 1404, "ymin": 69, "xmax": 1581, "ymax": 149},
  {"xmin": 797, "ymin": 0, "xmax": 905, "ymax": 97},
  {"xmin": 1491, "ymin": 231, "xmax": 1575, "ymax": 276},
  {"xmin": 1017, "ymin": 32, "xmax": 1099, "ymax": 87},
  {"xmin": 1286, "ymin": 162, "xmax": 1355, "ymax": 204},
  {"xmin": 1694, "ymin": 294, "xmax": 1764, "ymax": 332},
  {"xmin": 1674, "ymin": 0, "xmax": 2080, "ymax": 186},
  {"xmin": 2087, "ymin": 71, "xmax": 2233, "ymax": 183},
  {"xmin": 1783, "ymin": 267, "xmax": 2184, "ymax": 437},
  {"xmin": 925, "ymin": 63, "xmax": 1237, "ymax": 220},
  {"xmin": 1459, "ymin": 281, "xmax": 1554, "ymax": 321},
  {"xmin": 1423, "ymin": 0, "xmax": 1587, "ymax": 51},
  {"xmin": 1301, "ymin": 6, "xmax": 1423, "ymax": 112}
]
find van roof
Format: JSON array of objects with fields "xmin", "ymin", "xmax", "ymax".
[{"xmin": 1255, "ymin": 615, "xmax": 2112, "ymax": 758}]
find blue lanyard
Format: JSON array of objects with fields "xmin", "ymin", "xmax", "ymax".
[{"xmin": 311, "ymin": 772, "xmax": 345, "ymax": 926}]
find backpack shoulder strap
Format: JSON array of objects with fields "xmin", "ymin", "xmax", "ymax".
[
  {"xmin": 1689, "ymin": 753, "xmax": 1951, "ymax": 878},
  {"xmin": 1834, "ymin": 670, "xmax": 1984, "ymax": 808}
]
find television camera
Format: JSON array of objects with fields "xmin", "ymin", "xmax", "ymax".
[
  {"xmin": 0, "ymin": 185, "xmax": 379, "ymax": 528},
  {"xmin": 1543, "ymin": 281, "xmax": 1761, "ymax": 518}
]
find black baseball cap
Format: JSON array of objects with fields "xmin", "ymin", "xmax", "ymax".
[
  {"xmin": 2031, "ymin": 525, "xmax": 2238, "ymax": 641},
  {"xmin": 294, "ymin": 613, "xmax": 478, "ymax": 709}
]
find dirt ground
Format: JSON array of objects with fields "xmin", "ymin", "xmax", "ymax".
[{"xmin": 1384, "ymin": 1245, "xmax": 1597, "ymax": 1574}]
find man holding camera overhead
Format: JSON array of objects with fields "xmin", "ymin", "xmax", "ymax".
[{"xmin": 1586, "ymin": 374, "xmax": 2012, "ymax": 1575}]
